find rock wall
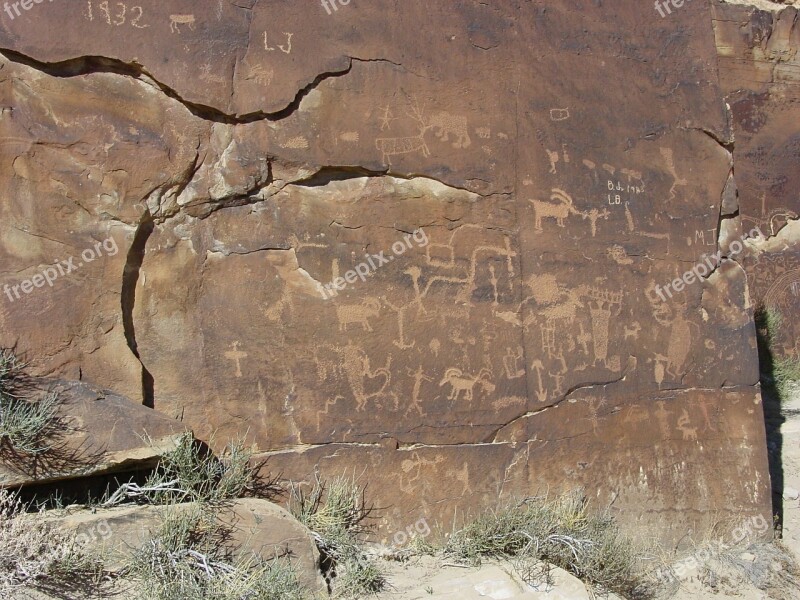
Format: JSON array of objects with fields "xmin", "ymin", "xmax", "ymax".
[{"xmin": 0, "ymin": 0, "xmax": 784, "ymax": 544}]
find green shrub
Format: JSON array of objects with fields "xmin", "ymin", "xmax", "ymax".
[
  {"xmin": 0, "ymin": 349, "xmax": 61, "ymax": 455},
  {"xmin": 289, "ymin": 474, "xmax": 385, "ymax": 598},
  {"xmin": 444, "ymin": 492, "xmax": 650, "ymax": 599},
  {"xmin": 105, "ymin": 432, "xmax": 259, "ymax": 506}
]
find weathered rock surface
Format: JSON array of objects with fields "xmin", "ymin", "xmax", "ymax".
[
  {"xmin": 0, "ymin": 379, "xmax": 186, "ymax": 487},
  {"xmin": 0, "ymin": 0, "xmax": 782, "ymax": 545},
  {"xmin": 50, "ymin": 498, "xmax": 327, "ymax": 594}
]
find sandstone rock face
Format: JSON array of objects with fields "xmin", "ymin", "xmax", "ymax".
[
  {"xmin": 0, "ymin": 380, "xmax": 186, "ymax": 487},
  {"xmin": 0, "ymin": 1, "xmax": 779, "ymax": 544},
  {"xmin": 50, "ymin": 498, "xmax": 326, "ymax": 594}
]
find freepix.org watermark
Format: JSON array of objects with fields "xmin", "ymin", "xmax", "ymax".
[
  {"xmin": 3, "ymin": 0, "xmax": 55, "ymax": 21},
  {"xmin": 654, "ymin": 0, "xmax": 693, "ymax": 18},
  {"xmin": 653, "ymin": 513, "xmax": 771, "ymax": 584},
  {"xmin": 654, "ymin": 226, "xmax": 762, "ymax": 303},
  {"xmin": 320, "ymin": 0, "xmax": 351, "ymax": 15},
  {"xmin": 319, "ymin": 229, "xmax": 429, "ymax": 300},
  {"xmin": 3, "ymin": 237, "xmax": 119, "ymax": 303}
]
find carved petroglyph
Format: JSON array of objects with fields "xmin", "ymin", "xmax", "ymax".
[
  {"xmin": 660, "ymin": 147, "xmax": 687, "ymax": 201},
  {"xmin": 281, "ymin": 136, "xmax": 309, "ymax": 149},
  {"xmin": 375, "ymin": 97, "xmax": 432, "ymax": 164},
  {"xmin": 503, "ymin": 346, "xmax": 526, "ymax": 379},
  {"xmin": 655, "ymin": 401, "xmax": 671, "ymax": 439},
  {"xmin": 339, "ymin": 132, "xmax": 360, "ymax": 143},
  {"xmin": 581, "ymin": 208, "xmax": 610, "ymax": 237},
  {"xmin": 337, "ymin": 298, "xmax": 382, "ymax": 332},
  {"xmin": 406, "ymin": 366, "xmax": 434, "ymax": 418},
  {"xmin": 586, "ymin": 287, "xmax": 623, "ymax": 366},
  {"xmin": 608, "ymin": 245, "xmax": 633, "ymax": 265},
  {"xmin": 550, "ymin": 108, "xmax": 570, "ymax": 121},
  {"xmin": 529, "ymin": 189, "xmax": 580, "ymax": 231},
  {"xmin": 245, "ymin": 63, "xmax": 274, "ymax": 86},
  {"xmin": 547, "ymin": 149, "xmax": 560, "ymax": 174},
  {"xmin": 429, "ymin": 112, "xmax": 471, "ymax": 148},
  {"xmin": 397, "ymin": 453, "xmax": 445, "ymax": 494},
  {"xmin": 677, "ymin": 409, "xmax": 698, "ymax": 441},
  {"xmin": 340, "ymin": 342, "xmax": 393, "ymax": 412},
  {"xmin": 530, "ymin": 359, "xmax": 547, "ymax": 402},
  {"xmin": 224, "ymin": 342, "xmax": 247, "ymax": 378},
  {"xmin": 439, "ymin": 368, "xmax": 495, "ymax": 402},
  {"xmin": 169, "ymin": 14, "xmax": 196, "ymax": 33},
  {"xmin": 455, "ymin": 463, "xmax": 473, "ymax": 495},
  {"xmin": 476, "ymin": 127, "xmax": 491, "ymax": 139},
  {"xmin": 316, "ymin": 396, "xmax": 343, "ymax": 432},
  {"xmin": 666, "ymin": 310, "xmax": 693, "ymax": 378},
  {"xmin": 624, "ymin": 322, "xmax": 641, "ymax": 340},
  {"xmin": 582, "ymin": 396, "xmax": 608, "ymax": 436}
]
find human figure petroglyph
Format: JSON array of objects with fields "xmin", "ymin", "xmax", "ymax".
[
  {"xmin": 439, "ymin": 368, "xmax": 495, "ymax": 402},
  {"xmin": 583, "ymin": 397, "xmax": 607, "ymax": 436},
  {"xmin": 585, "ymin": 287, "xmax": 623, "ymax": 366},
  {"xmin": 224, "ymin": 341, "xmax": 247, "ymax": 378},
  {"xmin": 169, "ymin": 14, "xmax": 195, "ymax": 33},
  {"xmin": 655, "ymin": 400, "xmax": 671, "ymax": 439},
  {"xmin": 580, "ymin": 208, "xmax": 610, "ymax": 237},
  {"xmin": 503, "ymin": 346, "xmax": 525, "ymax": 379},
  {"xmin": 336, "ymin": 298, "xmax": 381, "ymax": 332},
  {"xmin": 660, "ymin": 147, "xmax": 687, "ymax": 202},
  {"xmin": 406, "ymin": 366, "xmax": 434, "ymax": 418},
  {"xmin": 547, "ymin": 149, "xmax": 560, "ymax": 174},
  {"xmin": 397, "ymin": 452, "xmax": 446, "ymax": 494},
  {"xmin": 454, "ymin": 463, "xmax": 473, "ymax": 495}
]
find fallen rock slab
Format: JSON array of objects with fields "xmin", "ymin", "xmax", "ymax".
[{"xmin": 0, "ymin": 379, "xmax": 186, "ymax": 487}]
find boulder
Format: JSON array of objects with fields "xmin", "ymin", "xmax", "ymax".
[
  {"xmin": 0, "ymin": 380, "xmax": 186, "ymax": 487},
  {"xmin": 51, "ymin": 498, "xmax": 327, "ymax": 595}
]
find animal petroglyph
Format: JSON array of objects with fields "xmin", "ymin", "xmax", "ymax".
[
  {"xmin": 337, "ymin": 298, "xmax": 382, "ymax": 332},
  {"xmin": 529, "ymin": 189, "xmax": 580, "ymax": 231},
  {"xmin": 375, "ymin": 97, "xmax": 432, "ymax": 164},
  {"xmin": 677, "ymin": 409, "xmax": 698, "ymax": 441},
  {"xmin": 169, "ymin": 14, "xmax": 195, "ymax": 33},
  {"xmin": 339, "ymin": 341, "xmax": 393, "ymax": 412},
  {"xmin": 439, "ymin": 368, "xmax": 495, "ymax": 402},
  {"xmin": 246, "ymin": 63, "xmax": 274, "ymax": 86},
  {"xmin": 429, "ymin": 112, "xmax": 471, "ymax": 148}
]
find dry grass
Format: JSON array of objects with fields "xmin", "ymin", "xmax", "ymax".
[
  {"xmin": 443, "ymin": 492, "xmax": 652, "ymax": 599},
  {"xmin": 0, "ymin": 489, "xmax": 105, "ymax": 596},
  {"xmin": 289, "ymin": 474, "xmax": 386, "ymax": 598},
  {"xmin": 126, "ymin": 503, "xmax": 308, "ymax": 600}
]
